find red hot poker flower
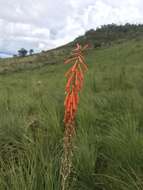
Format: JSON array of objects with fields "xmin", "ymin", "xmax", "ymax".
[
  {"xmin": 61, "ymin": 43, "xmax": 88, "ymax": 190},
  {"xmin": 64, "ymin": 43, "xmax": 88, "ymax": 127}
]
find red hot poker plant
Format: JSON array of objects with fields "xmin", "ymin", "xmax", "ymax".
[
  {"xmin": 61, "ymin": 43, "xmax": 88, "ymax": 190},
  {"xmin": 64, "ymin": 43, "xmax": 88, "ymax": 128}
]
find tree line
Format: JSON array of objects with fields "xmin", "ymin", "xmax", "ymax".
[
  {"xmin": 74, "ymin": 23, "xmax": 143, "ymax": 48},
  {"xmin": 13, "ymin": 48, "xmax": 34, "ymax": 57}
]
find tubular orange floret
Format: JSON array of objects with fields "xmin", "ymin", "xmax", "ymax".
[
  {"xmin": 78, "ymin": 64, "xmax": 84, "ymax": 79},
  {"xmin": 64, "ymin": 57, "xmax": 77, "ymax": 64},
  {"xmin": 71, "ymin": 61, "xmax": 78, "ymax": 72},
  {"xmin": 71, "ymin": 89, "xmax": 77, "ymax": 111},
  {"xmin": 65, "ymin": 74, "xmax": 74, "ymax": 92},
  {"xmin": 77, "ymin": 71, "xmax": 83, "ymax": 83},
  {"xmin": 78, "ymin": 56, "xmax": 88, "ymax": 71},
  {"xmin": 82, "ymin": 44, "xmax": 89, "ymax": 51}
]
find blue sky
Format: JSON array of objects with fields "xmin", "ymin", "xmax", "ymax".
[
  {"xmin": 0, "ymin": 0, "xmax": 143, "ymax": 57},
  {"xmin": 0, "ymin": 52, "xmax": 13, "ymax": 58}
]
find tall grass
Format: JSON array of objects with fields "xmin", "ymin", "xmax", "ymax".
[{"xmin": 0, "ymin": 40, "xmax": 143, "ymax": 189}]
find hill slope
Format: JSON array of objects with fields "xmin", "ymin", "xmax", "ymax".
[
  {"xmin": 1, "ymin": 23, "xmax": 143, "ymax": 74},
  {"xmin": 0, "ymin": 39, "xmax": 143, "ymax": 189}
]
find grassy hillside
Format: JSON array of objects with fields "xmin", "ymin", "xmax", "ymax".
[
  {"xmin": 0, "ymin": 39, "xmax": 143, "ymax": 189},
  {"xmin": 0, "ymin": 47, "xmax": 70, "ymax": 74},
  {"xmin": 1, "ymin": 23, "xmax": 143, "ymax": 75}
]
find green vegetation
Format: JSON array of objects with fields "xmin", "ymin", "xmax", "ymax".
[
  {"xmin": 0, "ymin": 38, "xmax": 143, "ymax": 189},
  {"xmin": 73, "ymin": 23, "xmax": 143, "ymax": 48},
  {"xmin": 0, "ymin": 48, "xmax": 68, "ymax": 74},
  {"xmin": 69, "ymin": 23, "xmax": 143, "ymax": 48},
  {"xmin": 1, "ymin": 22, "xmax": 143, "ymax": 189}
]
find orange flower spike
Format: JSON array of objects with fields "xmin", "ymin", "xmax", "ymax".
[{"xmin": 64, "ymin": 43, "xmax": 88, "ymax": 126}]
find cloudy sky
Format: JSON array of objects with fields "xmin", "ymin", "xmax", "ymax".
[{"xmin": 0, "ymin": 0, "xmax": 143, "ymax": 56}]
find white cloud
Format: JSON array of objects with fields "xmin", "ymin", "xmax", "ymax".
[{"xmin": 0, "ymin": 0, "xmax": 143, "ymax": 55}]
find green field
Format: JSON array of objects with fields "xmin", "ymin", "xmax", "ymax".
[{"xmin": 0, "ymin": 39, "xmax": 143, "ymax": 189}]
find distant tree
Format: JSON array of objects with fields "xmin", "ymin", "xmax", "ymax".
[
  {"xmin": 18, "ymin": 48, "xmax": 28, "ymax": 57},
  {"xmin": 29, "ymin": 49, "xmax": 34, "ymax": 55},
  {"xmin": 13, "ymin": 54, "xmax": 17, "ymax": 57}
]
